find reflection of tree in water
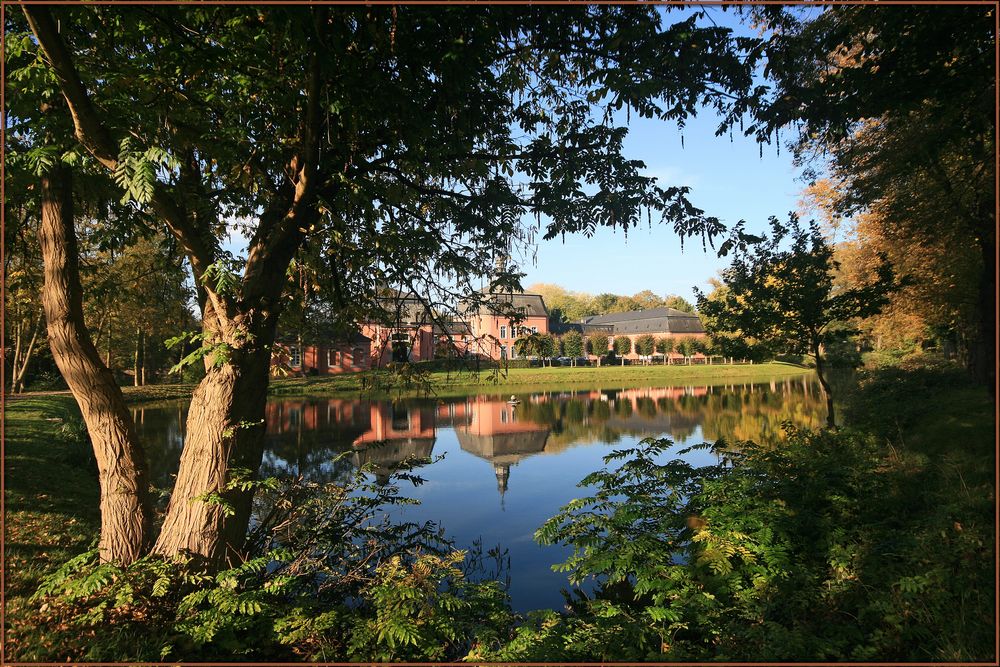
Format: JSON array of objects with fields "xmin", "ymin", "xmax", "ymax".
[
  {"xmin": 258, "ymin": 401, "xmax": 368, "ymax": 485},
  {"xmin": 495, "ymin": 379, "xmax": 825, "ymax": 447},
  {"xmin": 636, "ymin": 396, "xmax": 658, "ymax": 419},
  {"xmin": 131, "ymin": 402, "xmax": 190, "ymax": 490},
  {"xmin": 133, "ymin": 380, "xmax": 824, "ymax": 501}
]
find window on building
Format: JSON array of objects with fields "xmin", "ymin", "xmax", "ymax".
[
  {"xmin": 290, "ymin": 346, "xmax": 302, "ymax": 368},
  {"xmin": 531, "ymin": 326, "xmax": 538, "ymax": 334},
  {"xmin": 352, "ymin": 347, "xmax": 365, "ymax": 365},
  {"xmin": 327, "ymin": 349, "xmax": 340, "ymax": 367},
  {"xmin": 501, "ymin": 345, "xmax": 508, "ymax": 359},
  {"xmin": 500, "ymin": 409, "xmax": 508, "ymax": 424},
  {"xmin": 500, "ymin": 325, "xmax": 507, "ymax": 339}
]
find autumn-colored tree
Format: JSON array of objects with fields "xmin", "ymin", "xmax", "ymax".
[
  {"xmin": 697, "ymin": 215, "xmax": 896, "ymax": 428},
  {"xmin": 752, "ymin": 5, "xmax": 994, "ymax": 388},
  {"xmin": 663, "ymin": 294, "xmax": 695, "ymax": 313},
  {"xmin": 86, "ymin": 234, "xmax": 194, "ymax": 385},
  {"xmin": 4, "ymin": 200, "xmax": 44, "ymax": 393},
  {"xmin": 802, "ymin": 174, "xmax": 980, "ymax": 358},
  {"xmin": 528, "ymin": 283, "xmax": 598, "ymax": 325},
  {"xmin": 630, "ymin": 290, "xmax": 663, "ymax": 310}
]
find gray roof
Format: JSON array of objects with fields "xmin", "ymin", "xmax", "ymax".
[
  {"xmin": 582, "ymin": 307, "xmax": 705, "ymax": 335},
  {"xmin": 376, "ymin": 290, "xmax": 433, "ymax": 325},
  {"xmin": 433, "ymin": 321, "xmax": 473, "ymax": 336},
  {"xmin": 550, "ymin": 322, "xmax": 614, "ymax": 336},
  {"xmin": 469, "ymin": 291, "xmax": 549, "ymax": 319},
  {"xmin": 455, "ymin": 428, "xmax": 551, "ymax": 463}
]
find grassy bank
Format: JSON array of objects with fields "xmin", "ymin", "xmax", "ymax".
[
  {"xmin": 268, "ymin": 361, "xmax": 813, "ymax": 400},
  {"xmin": 29, "ymin": 361, "xmax": 811, "ymax": 406}
]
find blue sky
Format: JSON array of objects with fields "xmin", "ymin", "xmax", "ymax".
[
  {"xmin": 221, "ymin": 7, "xmax": 811, "ymax": 305},
  {"xmin": 520, "ymin": 6, "xmax": 809, "ymax": 302},
  {"xmin": 521, "ymin": 108, "xmax": 804, "ymax": 301}
]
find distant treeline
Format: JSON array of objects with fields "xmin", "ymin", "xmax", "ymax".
[{"xmin": 527, "ymin": 283, "xmax": 695, "ymax": 326}]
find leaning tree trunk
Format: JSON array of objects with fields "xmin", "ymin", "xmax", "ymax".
[
  {"xmin": 133, "ymin": 328, "xmax": 142, "ymax": 387},
  {"xmin": 812, "ymin": 342, "xmax": 836, "ymax": 429},
  {"xmin": 152, "ymin": 325, "xmax": 276, "ymax": 565},
  {"xmin": 39, "ymin": 165, "xmax": 152, "ymax": 564},
  {"xmin": 11, "ymin": 311, "xmax": 42, "ymax": 394}
]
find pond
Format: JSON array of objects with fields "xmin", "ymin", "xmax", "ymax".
[{"xmin": 131, "ymin": 375, "xmax": 824, "ymax": 612}]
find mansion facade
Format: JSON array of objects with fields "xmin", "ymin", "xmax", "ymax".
[{"xmin": 272, "ymin": 291, "xmax": 706, "ymax": 375}]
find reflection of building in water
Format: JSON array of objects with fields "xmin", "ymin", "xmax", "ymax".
[
  {"xmin": 352, "ymin": 402, "xmax": 436, "ymax": 485},
  {"xmin": 454, "ymin": 397, "xmax": 551, "ymax": 504},
  {"xmin": 261, "ymin": 399, "xmax": 437, "ymax": 482}
]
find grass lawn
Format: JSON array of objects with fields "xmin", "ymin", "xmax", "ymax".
[
  {"xmin": 3, "ymin": 395, "xmax": 99, "ymax": 656},
  {"xmin": 267, "ymin": 361, "xmax": 814, "ymax": 399},
  {"xmin": 55, "ymin": 361, "xmax": 813, "ymax": 406}
]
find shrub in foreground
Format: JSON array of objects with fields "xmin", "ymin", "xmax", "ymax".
[
  {"xmin": 17, "ymin": 457, "xmax": 514, "ymax": 662},
  {"xmin": 478, "ymin": 428, "xmax": 992, "ymax": 661}
]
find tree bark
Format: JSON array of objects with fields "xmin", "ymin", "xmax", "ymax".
[
  {"xmin": 970, "ymin": 234, "xmax": 995, "ymax": 394},
  {"xmin": 812, "ymin": 341, "xmax": 836, "ymax": 429},
  {"xmin": 39, "ymin": 165, "xmax": 152, "ymax": 564},
  {"xmin": 133, "ymin": 327, "xmax": 141, "ymax": 387},
  {"xmin": 152, "ymin": 339, "xmax": 274, "ymax": 565},
  {"xmin": 27, "ymin": 4, "xmax": 325, "ymax": 566},
  {"xmin": 139, "ymin": 329, "xmax": 146, "ymax": 385},
  {"xmin": 106, "ymin": 317, "xmax": 113, "ymax": 368},
  {"xmin": 11, "ymin": 310, "xmax": 42, "ymax": 393}
]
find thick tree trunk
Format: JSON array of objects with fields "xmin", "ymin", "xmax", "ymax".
[
  {"xmin": 39, "ymin": 165, "xmax": 152, "ymax": 564},
  {"xmin": 152, "ymin": 345, "xmax": 273, "ymax": 565}
]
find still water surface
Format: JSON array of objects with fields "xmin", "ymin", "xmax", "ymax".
[{"xmin": 132, "ymin": 376, "xmax": 823, "ymax": 611}]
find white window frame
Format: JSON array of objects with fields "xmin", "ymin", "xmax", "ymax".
[
  {"xmin": 500, "ymin": 325, "xmax": 507, "ymax": 339},
  {"xmin": 531, "ymin": 326, "xmax": 538, "ymax": 334},
  {"xmin": 290, "ymin": 346, "xmax": 302, "ymax": 368},
  {"xmin": 327, "ymin": 349, "xmax": 339, "ymax": 367}
]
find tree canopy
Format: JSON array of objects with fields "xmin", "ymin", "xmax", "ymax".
[
  {"xmin": 747, "ymin": 4, "xmax": 995, "ymax": 386},
  {"xmin": 10, "ymin": 4, "xmax": 767, "ymax": 563},
  {"xmin": 696, "ymin": 215, "xmax": 895, "ymax": 427}
]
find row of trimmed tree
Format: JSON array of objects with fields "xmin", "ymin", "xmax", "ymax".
[{"xmin": 511, "ymin": 331, "xmax": 715, "ymax": 366}]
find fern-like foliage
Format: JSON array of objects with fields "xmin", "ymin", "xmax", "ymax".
[{"xmin": 113, "ymin": 138, "xmax": 179, "ymax": 205}]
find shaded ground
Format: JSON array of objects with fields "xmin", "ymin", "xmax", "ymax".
[{"xmin": 3, "ymin": 396, "xmax": 100, "ymax": 657}]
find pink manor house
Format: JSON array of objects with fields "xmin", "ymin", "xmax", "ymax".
[{"xmin": 271, "ymin": 290, "xmax": 707, "ymax": 375}]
